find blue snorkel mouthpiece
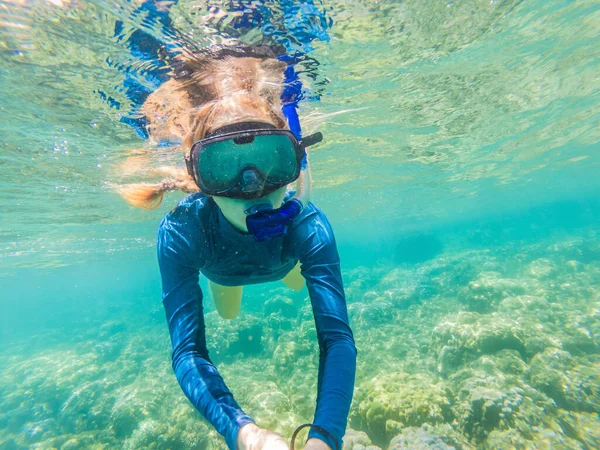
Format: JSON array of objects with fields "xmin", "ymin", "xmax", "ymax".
[{"xmin": 246, "ymin": 199, "xmax": 303, "ymax": 242}]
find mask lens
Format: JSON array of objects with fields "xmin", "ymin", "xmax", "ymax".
[
  {"xmin": 250, "ymin": 134, "xmax": 298, "ymax": 182},
  {"xmin": 196, "ymin": 133, "xmax": 299, "ymax": 193},
  {"xmin": 197, "ymin": 140, "xmax": 242, "ymax": 190}
]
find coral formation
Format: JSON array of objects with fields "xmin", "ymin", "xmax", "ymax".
[
  {"xmin": 354, "ymin": 372, "xmax": 452, "ymax": 443},
  {"xmin": 1, "ymin": 234, "xmax": 599, "ymax": 449},
  {"xmin": 342, "ymin": 428, "xmax": 381, "ymax": 450},
  {"xmin": 388, "ymin": 423, "xmax": 472, "ymax": 450}
]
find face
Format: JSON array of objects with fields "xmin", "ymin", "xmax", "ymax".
[{"xmin": 211, "ymin": 187, "xmax": 288, "ymax": 232}]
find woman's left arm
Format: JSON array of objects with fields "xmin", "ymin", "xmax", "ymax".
[{"xmin": 293, "ymin": 207, "xmax": 357, "ymax": 450}]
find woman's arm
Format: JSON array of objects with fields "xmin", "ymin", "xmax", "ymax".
[
  {"xmin": 293, "ymin": 207, "xmax": 357, "ymax": 450},
  {"xmin": 158, "ymin": 217, "xmax": 255, "ymax": 450}
]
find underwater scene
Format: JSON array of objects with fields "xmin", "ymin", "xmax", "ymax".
[{"xmin": 1, "ymin": 0, "xmax": 599, "ymax": 449}]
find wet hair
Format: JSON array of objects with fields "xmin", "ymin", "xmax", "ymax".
[{"xmin": 118, "ymin": 46, "xmax": 288, "ymax": 209}]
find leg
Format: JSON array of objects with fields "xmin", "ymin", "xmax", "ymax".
[
  {"xmin": 282, "ymin": 262, "xmax": 305, "ymax": 291},
  {"xmin": 209, "ymin": 281, "xmax": 243, "ymax": 319}
]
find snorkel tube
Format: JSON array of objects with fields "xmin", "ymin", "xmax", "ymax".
[
  {"xmin": 280, "ymin": 60, "xmax": 311, "ymax": 207},
  {"xmin": 246, "ymin": 61, "xmax": 321, "ymax": 242}
]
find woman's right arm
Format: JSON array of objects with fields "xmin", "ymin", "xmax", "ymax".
[{"xmin": 157, "ymin": 217, "xmax": 256, "ymax": 450}]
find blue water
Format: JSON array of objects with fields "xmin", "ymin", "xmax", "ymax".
[{"xmin": 1, "ymin": 0, "xmax": 599, "ymax": 449}]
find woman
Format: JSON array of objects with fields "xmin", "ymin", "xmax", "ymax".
[{"xmin": 119, "ymin": 47, "xmax": 356, "ymax": 450}]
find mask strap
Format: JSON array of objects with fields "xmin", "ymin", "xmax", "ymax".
[{"xmin": 279, "ymin": 57, "xmax": 303, "ymax": 140}]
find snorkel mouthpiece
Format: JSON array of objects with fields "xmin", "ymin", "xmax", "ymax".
[
  {"xmin": 246, "ymin": 199, "xmax": 303, "ymax": 242},
  {"xmin": 244, "ymin": 202, "xmax": 273, "ymax": 216}
]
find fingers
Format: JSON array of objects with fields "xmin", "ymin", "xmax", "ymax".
[
  {"xmin": 243, "ymin": 427, "xmax": 289, "ymax": 450},
  {"xmin": 260, "ymin": 431, "xmax": 289, "ymax": 450},
  {"xmin": 237, "ymin": 423, "xmax": 291, "ymax": 450}
]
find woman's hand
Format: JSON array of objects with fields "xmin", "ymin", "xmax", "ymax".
[
  {"xmin": 304, "ymin": 438, "xmax": 332, "ymax": 450},
  {"xmin": 237, "ymin": 423, "xmax": 289, "ymax": 450}
]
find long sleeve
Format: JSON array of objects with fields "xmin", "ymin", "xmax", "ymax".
[
  {"xmin": 294, "ymin": 208, "xmax": 357, "ymax": 450},
  {"xmin": 157, "ymin": 217, "xmax": 255, "ymax": 450}
]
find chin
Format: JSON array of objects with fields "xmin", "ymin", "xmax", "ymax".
[{"xmin": 214, "ymin": 186, "xmax": 288, "ymax": 211}]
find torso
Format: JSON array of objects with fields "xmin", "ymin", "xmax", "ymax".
[{"xmin": 179, "ymin": 193, "xmax": 299, "ymax": 287}]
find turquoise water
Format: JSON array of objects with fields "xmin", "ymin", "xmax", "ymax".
[{"xmin": 1, "ymin": 0, "xmax": 599, "ymax": 449}]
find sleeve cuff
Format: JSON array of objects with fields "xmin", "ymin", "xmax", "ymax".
[
  {"xmin": 228, "ymin": 416, "xmax": 256, "ymax": 450},
  {"xmin": 307, "ymin": 427, "xmax": 341, "ymax": 450}
]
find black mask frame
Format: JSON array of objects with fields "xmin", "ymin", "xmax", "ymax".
[{"xmin": 185, "ymin": 122, "xmax": 322, "ymax": 199}]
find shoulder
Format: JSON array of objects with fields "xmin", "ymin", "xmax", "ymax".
[
  {"xmin": 281, "ymin": 190, "xmax": 335, "ymax": 244},
  {"xmin": 293, "ymin": 202, "xmax": 334, "ymax": 236},
  {"xmin": 288, "ymin": 202, "xmax": 339, "ymax": 261},
  {"xmin": 157, "ymin": 193, "xmax": 212, "ymax": 263},
  {"xmin": 159, "ymin": 193, "xmax": 212, "ymax": 233}
]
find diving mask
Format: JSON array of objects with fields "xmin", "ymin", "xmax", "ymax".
[{"xmin": 185, "ymin": 121, "xmax": 322, "ymax": 199}]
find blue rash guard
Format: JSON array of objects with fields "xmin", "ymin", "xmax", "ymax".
[{"xmin": 157, "ymin": 192, "xmax": 356, "ymax": 450}]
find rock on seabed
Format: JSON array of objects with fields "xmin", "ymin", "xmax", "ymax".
[{"xmin": 1, "ymin": 234, "xmax": 599, "ymax": 449}]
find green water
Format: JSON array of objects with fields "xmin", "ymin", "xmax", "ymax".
[{"xmin": 1, "ymin": 0, "xmax": 599, "ymax": 449}]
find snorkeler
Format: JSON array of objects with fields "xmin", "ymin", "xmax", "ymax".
[{"xmin": 118, "ymin": 47, "xmax": 356, "ymax": 450}]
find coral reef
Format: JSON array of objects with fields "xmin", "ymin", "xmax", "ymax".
[
  {"xmin": 343, "ymin": 428, "xmax": 381, "ymax": 450},
  {"xmin": 388, "ymin": 423, "xmax": 472, "ymax": 450},
  {"xmin": 432, "ymin": 312, "xmax": 527, "ymax": 374},
  {"xmin": 354, "ymin": 372, "xmax": 452, "ymax": 443},
  {"xmin": 1, "ymin": 233, "xmax": 599, "ymax": 449}
]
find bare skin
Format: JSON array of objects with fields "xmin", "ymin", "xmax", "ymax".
[{"xmin": 237, "ymin": 423, "xmax": 331, "ymax": 450}]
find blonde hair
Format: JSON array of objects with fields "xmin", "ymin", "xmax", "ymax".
[{"xmin": 118, "ymin": 49, "xmax": 288, "ymax": 209}]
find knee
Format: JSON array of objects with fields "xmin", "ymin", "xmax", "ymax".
[
  {"xmin": 217, "ymin": 308, "xmax": 239, "ymax": 320},
  {"xmin": 209, "ymin": 282, "xmax": 243, "ymax": 319}
]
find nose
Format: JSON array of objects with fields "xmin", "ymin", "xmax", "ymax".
[{"xmin": 240, "ymin": 168, "xmax": 263, "ymax": 193}]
